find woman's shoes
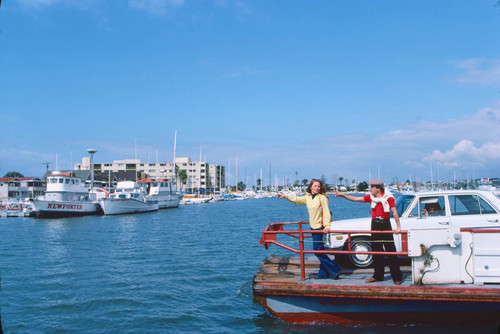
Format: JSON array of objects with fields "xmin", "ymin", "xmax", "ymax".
[
  {"xmin": 365, "ymin": 277, "xmax": 382, "ymax": 283},
  {"xmin": 313, "ymin": 272, "xmax": 341, "ymax": 280}
]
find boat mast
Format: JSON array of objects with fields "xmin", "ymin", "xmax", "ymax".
[
  {"xmin": 260, "ymin": 168, "xmax": 263, "ymax": 192},
  {"xmin": 173, "ymin": 131, "xmax": 177, "ymax": 188}
]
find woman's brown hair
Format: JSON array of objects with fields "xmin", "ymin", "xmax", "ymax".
[{"xmin": 306, "ymin": 179, "xmax": 327, "ymax": 195}]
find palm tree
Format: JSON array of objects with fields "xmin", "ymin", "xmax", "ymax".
[
  {"xmin": 178, "ymin": 170, "xmax": 187, "ymax": 191},
  {"xmin": 174, "ymin": 164, "xmax": 180, "ymax": 187}
]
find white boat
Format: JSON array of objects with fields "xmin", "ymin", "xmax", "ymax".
[
  {"xmin": 223, "ymin": 194, "xmax": 246, "ymax": 201},
  {"xmin": 179, "ymin": 195, "xmax": 212, "ymax": 205},
  {"xmin": 138, "ymin": 178, "xmax": 182, "ymax": 209},
  {"xmin": 31, "ymin": 171, "xmax": 101, "ymax": 218},
  {"xmin": 99, "ymin": 181, "xmax": 159, "ymax": 215}
]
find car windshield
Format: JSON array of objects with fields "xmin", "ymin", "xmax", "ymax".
[{"xmin": 394, "ymin": 195, "xmax": 415, "ymax": 217}]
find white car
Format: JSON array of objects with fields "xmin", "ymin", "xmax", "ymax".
[{"xmin": 327, "ymin": 190, "xmax": 500, "ymax": 268}]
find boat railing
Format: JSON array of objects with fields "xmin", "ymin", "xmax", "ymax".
[{"xmin": 259, "ymin": 221, "xmax": 408, "ymax": 280}]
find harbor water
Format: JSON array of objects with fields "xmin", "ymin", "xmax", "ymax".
[{"xmin": 0, "ymin": 196, "xmax": 497, "ymax": 333}]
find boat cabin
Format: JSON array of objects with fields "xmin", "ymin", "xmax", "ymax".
[{"xmin": 44, "ymin": 172, "xmax": 89, "ymax": 202}]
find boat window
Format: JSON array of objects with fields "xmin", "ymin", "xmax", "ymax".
[
  {"xmin": 71, "ymin": 179, "xmax": 75, "ymax": 184},
  {"xmin": 50, "ymin": 178, "xmax": 57, "ymax": 184},
  {"xmin": 395, "ymin": 195, "xmax": 415, "ymax": 217},
  {"xmin": 75, "ymin": 180, "xmax": 79, "ymax": 184},
  {"xmin": 65, "ymin": 179, "xmax": 70, "ymax": 184},
  {"xmin": 449, "ymin": 195, "xmax": 487, "ymax": 215},
  {"xmin": 59, "ymin": 178, "xmax": 64, "ymax": 183},
  {"xmin": 478, "ymin": 196, "xmax": 497, "ymax": 214},
  {"xmin": 419, "ymin": 196, "xmax": 446, "ymax": 217},
  {"xmin": 119, "ymin": 194, "xmax": 127, "ymax": 199},
  {"xmin": 408, "ymin": 203, "xmax": 420, "ymax": 218}
]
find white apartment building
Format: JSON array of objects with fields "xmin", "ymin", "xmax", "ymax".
[{"xmin": 75, "ymin": 157, "xmax": 225, "ymax": 193}]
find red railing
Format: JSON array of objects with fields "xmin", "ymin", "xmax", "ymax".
[{"xmin": 259, "ymin": 221, "xmax": 409, "ymax": 281}]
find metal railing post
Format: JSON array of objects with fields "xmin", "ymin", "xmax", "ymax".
[{"xmin": 299, "ymin": 222, "xmax": 306, "ymax": 281}]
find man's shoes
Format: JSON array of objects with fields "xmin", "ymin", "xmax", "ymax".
[
  {"xmin": 333, "ymin": 272, "xmax": 341, "ymax": 280},
  {"xmin": 394, "ymin": 280, "xmax": 402, "ymax": 285},
  {"xmin": 366, "ymin": 277, "xmax": 382, "ymax": 283}
]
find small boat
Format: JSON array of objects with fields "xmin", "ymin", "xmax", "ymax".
[
  {"xmin": 99, "ymin": 181, "xmax": 159, "ymax": 215},
  {"xmin": 138, "ymin": 178, "xmax": 182, "ymax": 209},
  {"xmin": 179, "ymin": 194, "xmax": 212, "ymax": 205},
  {"xmin": 254, "ymin": 222, "xmax": 500, "ymax": 325},
  {"xmin": 223, "ymin": 194, "xmax": 246, "ymax": 201},
  {"xmin": 0, "ymin": 199, "xmax": 35, "ymax": 217},
  {"xmin": 31, "ymin": 171, "xmax": 101, "ymax": 218}
]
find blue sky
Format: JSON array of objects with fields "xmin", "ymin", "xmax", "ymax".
[{"xmin": 1, "ymin": 0, "xmax": 500, "ymax": 186}]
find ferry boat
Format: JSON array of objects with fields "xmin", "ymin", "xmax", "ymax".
[
  {"xmin": 138, "ymin": 178, "xmax": 182, "ymax": 209},
  {"xmin": 254, "ymin": 222, "xmax": 500, "ymax": 325},
  {"xmin": 99, "ymin": 181, "xmax": 159, "ymax": 215},
  {"xmin": 30, "ymin": 171, "xmax": 101, "ymax": 218}
]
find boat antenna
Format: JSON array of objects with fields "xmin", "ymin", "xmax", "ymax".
[{"xmin": 42, "ymin": 162, "xmax": 51, "ymax": 180}]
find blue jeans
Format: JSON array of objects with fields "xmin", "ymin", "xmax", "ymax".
[{"xmin": 312, "ymin": 228, "xmax": 341, "ymax": 278}]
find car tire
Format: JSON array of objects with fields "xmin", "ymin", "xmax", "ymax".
[{"xmin": 343, "ymin": 237, "xmax": 373, "ymax": 268}]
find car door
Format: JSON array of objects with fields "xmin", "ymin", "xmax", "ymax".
[
  {"xmin": 448, "ymin": 193, "xmax": 500, "ymax": 228},
  {"xmin": 393, "ymin": 195, "xmax": 451, "ymax": 251}
]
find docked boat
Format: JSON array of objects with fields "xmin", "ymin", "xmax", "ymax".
[
  {"xmin": 0, "ymin": 199, "xmax": 35, "ymax": 217},
  {"xmin": 179, "ymin": 194, "xmax": 212, "ymax": 205},
  {"xmin": 138, "ymin": 178, "xmax": 182, "ymax": 209},
  {"xmin": 223, "ymin": 194, "xmax": 246, "ymax": 201},
  {"xmin": 254, "ymin": 221, "xmax": 500, "ymax": 325},
  {"xmin": 30, "ymin": 171, "xmax": 101, "ymax": 218},
  {"xmin": 99, "ymin": 181, "xmax": 159, "ymax": 215}
]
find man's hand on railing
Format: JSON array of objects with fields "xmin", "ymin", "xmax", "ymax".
[
  {"xmin": 323, "ymin": 227, "xmax": 330, "ymax": 233},
  {"xmin": 393, "ymin": 227, "xmax": 401, "ymax": 235}
]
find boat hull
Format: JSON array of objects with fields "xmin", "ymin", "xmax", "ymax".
[
  {"xmin": 31, "ymin": 200, "xmax": 100, "ymax": 218},
  {"xmin": 253, "ymin": 256, "xmax": 500, "ymax": 325},
  {"xmin": 100, "ymin": 198, "xmax": 159, "ymax": 215},
  {"xmin": 256, "ymin": 294, "xmax": 500, "ymax": 324},
  {"xmin": 154, "ymin": 195, "xmax": 182, "ymax": 209},
  {"xmin": 180, "ymin": 197, "xmax": 212, "ymax": 205}
]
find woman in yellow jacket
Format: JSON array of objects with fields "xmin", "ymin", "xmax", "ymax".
[{"xmin": 278, "ymin": 179, "xmax": 341, "ymax": 279}]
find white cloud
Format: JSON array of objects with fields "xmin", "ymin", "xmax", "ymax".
[
  {"xmin": 451, "ymin": 58, "xmax": 500, "ymax": 85},
  {"xmin": 225, "ymin": 102, "xmax": 500, "ymax": 182},
  {"xmin": 128, "ymin": 0, "xmax": 184, "ymax": 15},
  {"xmin": 425, "ymin": 140, "xmax": 500, "ymax": 168}
]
